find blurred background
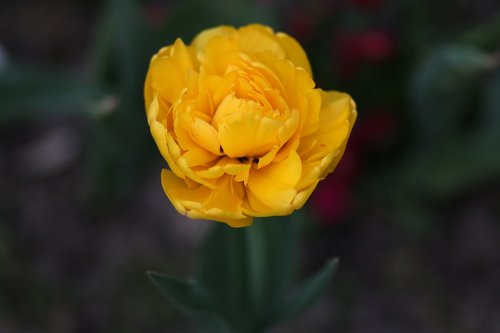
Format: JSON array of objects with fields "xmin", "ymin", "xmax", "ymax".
[{"xmin": 1, "ymin": 0, "xmax": 500, "ymax": 332}]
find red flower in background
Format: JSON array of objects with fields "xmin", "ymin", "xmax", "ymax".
[
  {"xmin": 356, "ymin": 110, "xmax": 398, "ymax": 151},
  {"xmin": 311, "ymin": 148, "xmax": 359, "ymax": 223},
  {"xmin": 311, "ymin": 110, "xmax": 398, "ymax": 225},
  {"xmin": 335, "ymin": 29, "xmax": 394, "ymax": 78}
]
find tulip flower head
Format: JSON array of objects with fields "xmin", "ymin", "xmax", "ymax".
[{"xmin": 145, "ymin": 24, "xmax": 356, "ymax": 227}]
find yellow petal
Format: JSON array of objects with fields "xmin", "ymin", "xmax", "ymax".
[
  {"xmin": 187, "ymin": 209, "xmax": 253, "ymax": 228},
  {"xmin": 218, "ymin": 112, "xmax": 281, "ymax": 158},
  {"xmin": 247, "ymin": 150, "xmax": 302, "ymax": 209},
  {"xmin": 199, "ymin": 73, "xmax": 235, "ymax": 107},
  {"xmin": 150, "ymin": 120, "xmax": 184, "ymax": 179},
  {"xmin": 295, "ymin": 160, "xmax": 322, "ymax": 191},
  {"xmin": 149, "ymin": 96, "xmax": 185, "ymax": 179},
  {"xmin": 191, "ymin": 26, "xmax": 236, "ymax": 53},
  {"xmin": 287, "ymin": 68, "xmax": 316, "ymax": 111},
  {"xmin": 292, "ymin": 180, "xmax": 319, "ymax": 209},
  {"xmin": 298, "ymin": 91, "xmax": 355, "ymax": 162},
  {"xmin": 161, "ymin": 169, "xmax": 211, "ymax": 214},
  {"xmin": 190, "ymin": 117, "xmax": 221, "ymax": 155},
  {"xmin": 199, "ymin": 36, "xmax": 240, "ymax": 74},
  {"xmin": 165, "ymin": 132, "xmax": 217, "ymax": 189},
  {"xmin": 144, "ymin": 69, "xmax": 154, "ymax": 111},
  {"xmin": 320, "ymin": 90, "xmax": 356, "ymax": 127},
  {"xmin": 242, "ymin": 188, "xmax": 295, "ymax": 217},
  {"xmin": 237, "ymin": 25, "xmax": 285, "ymax": 58},
  {"xmin": 150, "ymin": 39, "xmax": 195, "ymax": 104},
  {"xmin": 180, "ymin": 147, "xmax": 218, "ymax": 168},
  {"xmin": 161, "ymin": 170, "xmax": 251, "ymax": 227},
  {"xmin": 203, "ymin": 176, "xmax": 247, "ymax": 218},
  {"xmin": 300, "ymin": 89, "xmax": 321, "ymax": 136},
  {"xmin": 214, "ymin": 92, "xmax": 299, "ymax": 159},
  {"xmin": 196, "ymin": 157, "xmax": 250, "ymax": 179},
  {"xmin": 322, "ymin": 118, "xmax": 355, "ymax": 178},
  {"xmin": 276, "ymin": 32, "xmax": 312, "ymax": 75}
]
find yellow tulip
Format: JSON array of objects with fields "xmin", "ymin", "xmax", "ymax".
[{"xmin": 145, "ymin": 24, "xmax": 356, "ymax": 227}]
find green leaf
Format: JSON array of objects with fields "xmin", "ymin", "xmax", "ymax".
[
  {"xmin": 147, "ymin": 271, "xmax": 216, "ymax": 314},
  {"xmin": 399, "ymin": 133, "xmax": 500, "ymax": 199},
  {"xmin": 148, "ymin": 271, "xmax": 232, "ymax": 333},
  {"xmin": 273, "ymin": 258, "xmax": 339, "ymax": 324},
  {"xmin": 409, "ymin": 45, "xmax": 492, "ymax": 140},
  {"xmin": 149, "ymin": 213, "xmax": 338, "ymax": 332},
  {"xmin": 0, "ymin": 66, "xmax": 106, "ymax": 124}
]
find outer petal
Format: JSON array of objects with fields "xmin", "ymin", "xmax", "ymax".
[
  {"xmin": 246, "ymin": 150, "xmax": 302, "ymax": 210},
  {"xmin": 148, "ymin": 96, "xmax": 185, "ymax": 179},
  {"xmin": 296, "ymin": 90, "xmax": 356, "ymax": 191},
  {"xmin": 150, "ymin": 39, "xmax": 195, "ymax": 104},
  {"xmin": 292, "ymin": 180, "xmax": 319, "ymax": 209},
  {"xmin": 161, "ymin": 170, "xmax": 252, "ymax": 227},
  {"xmin": 191, "ymin": 26, "xmax": 237, "ymax": 53},
  {"xmin": 237, "ymin": 24, "xmax": 285, "ymax": 58},
  {"xmin": 276, "ymin": 31, "xmax": 312, "ymax": 75},
  {"xmin": 298, "ymin": 91, "xmax": 355, "ymax": 162},
  {"xmin": 144, "ymin": 69, "xmax": 154, "ymax": 111}
]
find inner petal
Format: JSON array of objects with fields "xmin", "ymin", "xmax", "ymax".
[{"xmin": 215, "ymin": 96, "xmax": 287, "ymax": 158}]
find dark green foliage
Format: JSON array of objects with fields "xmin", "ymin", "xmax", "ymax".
[{"xmin": 149, "ymin": 215, "xmax": 338, "ymax": 333}]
